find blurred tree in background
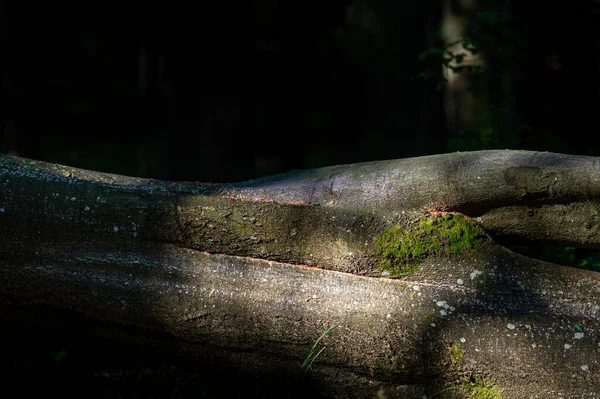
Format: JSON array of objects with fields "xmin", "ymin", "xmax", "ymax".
[
  {"xmin": 420, "ymin": 1, "xmax": 599, "ymax": 154},
  {"xmin": 415, "ymin": 0, "xmax": 599, "ymax": 270}
]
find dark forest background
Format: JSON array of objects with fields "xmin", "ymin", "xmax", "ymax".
[
  {"xmin": 2, "ymin": 1, "xmax": 598, "ymax": 183},
  {"xmin": 1, "ymin": 0, "xmax": 599, "ymax": 397}
]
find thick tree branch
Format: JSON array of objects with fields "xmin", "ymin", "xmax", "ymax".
[{"xmin": 1, "ymin": 151, "xmax": 600, "ymax": 397}]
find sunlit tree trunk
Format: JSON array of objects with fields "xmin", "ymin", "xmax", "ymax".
[{"xmin": 2, "ymin": 150, "xmax": 600, "ymax": 397}]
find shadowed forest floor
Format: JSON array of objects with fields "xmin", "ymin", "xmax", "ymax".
[{"xmin": 3, "ymin": 325, "xmax": 327, "ymax": 399}]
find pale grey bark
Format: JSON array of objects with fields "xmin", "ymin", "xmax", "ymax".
[{"xmin": 1, "ymin": 150, "xmax": 600, "ymax": 398}]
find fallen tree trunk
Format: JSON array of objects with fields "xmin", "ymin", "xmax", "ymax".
[{"xmin": 1, "ymin": 150, "xmax": 600, "ymax": 398}]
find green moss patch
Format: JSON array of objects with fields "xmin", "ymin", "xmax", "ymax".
[
  {"xmin": 448, "ymin": 342, "xmax": 464, "ymax": 364},
  {"xmin": 442, "ymin": 342, "xmax": 502, "ymax": 399},
  {"xmin": 375, "ymin": 213, "xmax": 485, "ymax": 277},
  {"xmin": 468, "ymin": 379, "xmax": 502, "ymax": 399}
]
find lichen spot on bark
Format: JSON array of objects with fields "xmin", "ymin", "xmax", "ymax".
[{"xmin": 375, "ymin": 214, "xmax": 485, "ymax": 278}]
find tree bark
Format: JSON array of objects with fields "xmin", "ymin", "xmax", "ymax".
[{"xmin": 1, "ymin": 150, "xmax": 600, "ymax": 398}]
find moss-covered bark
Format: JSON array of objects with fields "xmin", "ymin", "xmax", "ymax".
[
  {"xmin": 3, "ymin": 151, "xmax": 600, "ymax": 398},
  {"xmin": 375, "ymin": 214, "xmax": 487, "ymax": 277}
]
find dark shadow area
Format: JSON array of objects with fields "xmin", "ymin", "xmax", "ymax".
[
  {"xmin": 1, "ymin": 2, "xmax": 597, "ymax": 181},
  {"xmin": 508, "ymin": 245, "xmax": 600, "ymax": 273},
  {"xmin": 1, "ymin": 305, "xmax": 328, "ymax": 399},
  {"xmin": 0, "ymin": 0, "xmax": 446, "ymax": 183}
]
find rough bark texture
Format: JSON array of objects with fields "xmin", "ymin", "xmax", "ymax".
[{"xmin": 1, "ymin": 150, "xmax": 600, "ymax": 398}]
